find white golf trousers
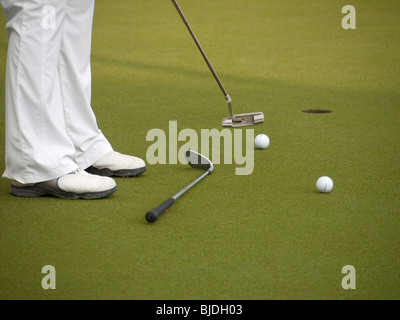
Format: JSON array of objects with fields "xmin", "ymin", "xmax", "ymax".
[{"xmin": 1, "ymin": 0, "xmax": 112, "ymax": 184}]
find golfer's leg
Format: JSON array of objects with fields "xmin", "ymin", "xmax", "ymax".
[
  {"xmin": 1, "ymin": 0, "xmax": 79, "ymax": 184},
  {"xmin": 59, "ymin": 0, "xmax": 112, "ymax": 170}
]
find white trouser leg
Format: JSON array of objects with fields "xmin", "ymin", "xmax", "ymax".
[
  {"xmin": 1, "ymin": 0, "xmax": 78, "ymax": 183},
  {"xmin": 59, "ymin": 0, "xmax": 112, "ymax": 170},
  {"xmin": 1, "ymin": 0, "xmax": 112, "ymax": 183}
]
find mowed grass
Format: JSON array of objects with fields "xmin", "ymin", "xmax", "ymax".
[{"xmin": 0, "ymin": 0, "xmax": 399, "ymax": 299}]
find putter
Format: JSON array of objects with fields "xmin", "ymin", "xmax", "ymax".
[
  {"xmin": 145, "ymin": 150, "xmax": 214, "ymax": 223},
  {"xmin": 171, "ymin": 0, "xmax": 264, "ymax": 127}
]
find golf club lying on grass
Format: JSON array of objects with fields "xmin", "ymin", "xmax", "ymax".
[
  {"xmin": 145, "ymin": 150, "xmax": 214, "ymax": 223},
  {"xmin": 171, "ymin": 0, "xmax": 264, "ymax": 127}
]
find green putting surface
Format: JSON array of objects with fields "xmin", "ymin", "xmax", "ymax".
[{"xmin": 0, "ymin": 0, "xmax": 399, "ymax": 300}]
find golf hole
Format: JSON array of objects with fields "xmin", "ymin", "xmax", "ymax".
[{"xmin": 301, "ymin": 109, "xmax": 333, "ymax": 114}]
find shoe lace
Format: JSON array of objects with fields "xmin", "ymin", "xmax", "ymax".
[{"xmin": 69, "ymin": 168, "xmax": 84, "ymax": 175}]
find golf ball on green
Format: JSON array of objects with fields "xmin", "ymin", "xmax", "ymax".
[
  {"xmin": 255, "ymin": 134, "xmax": 270, "ymax": 149},
  {"xmin": 316, "ymin": 176, "xmax": 333, "ymax": 193}
]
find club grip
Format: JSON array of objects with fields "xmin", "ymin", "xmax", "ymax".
[{"xmin": 145, "ymin": 198, "xmax": 175, "ymax": 222}]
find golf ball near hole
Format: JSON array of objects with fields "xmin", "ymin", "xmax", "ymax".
[
  {"xmin": 255, "ymin": 134, "xmax": 270, "ymax": 149},
  {"xmin": 316, "ymin": 176, "xmax": 334, "ymax": 193}
]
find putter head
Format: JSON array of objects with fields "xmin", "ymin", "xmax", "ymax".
[
  {"xmin": 185, "ymin": 150, "xmax": 214, "ymax": 172},
  {"xmin": 222, "ymin": 112, "xmax": 264, "ymax": 127}
]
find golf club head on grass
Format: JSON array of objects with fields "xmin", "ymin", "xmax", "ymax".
[
  {"xmin": 185, "ymin": 150, "xmax": 214, "ymax": 172},
  {"xmin": 222, "ymin": 112, "xmax": 265, "ymax": 127}
]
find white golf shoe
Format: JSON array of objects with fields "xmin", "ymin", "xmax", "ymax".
[
  {"xmin": 86, "ymin": 151, "xmax": 146, "ymax": 177},
  {"xmin": 10, "ymin": 169, "xmax": 117, "ymax": 199}
]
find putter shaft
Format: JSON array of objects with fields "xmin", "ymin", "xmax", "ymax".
[
  {"xmin": 171, "ymin": 0, "xmax": 264, "ymax": 127},
  {"xmin": 171, "ymin": 0, "xmax": 229, "ymax": 99}
]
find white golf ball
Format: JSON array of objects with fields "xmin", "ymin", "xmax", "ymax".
[
  {"xmin": 316, "ymin": 176, "xmax": 334, "ymax": 193},
  {"xmin": 255, "ymin": 134, "xmax": 270, "ymax": 149}
]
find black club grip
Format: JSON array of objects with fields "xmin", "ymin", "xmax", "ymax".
[{"xmin": 145, "ymin": 198, "xmax": 175, "ymax": 222}]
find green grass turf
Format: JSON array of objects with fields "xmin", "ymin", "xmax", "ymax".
[{"xmin": 0, "ymin": 0, "xmax": 399, "ymax": 299}]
